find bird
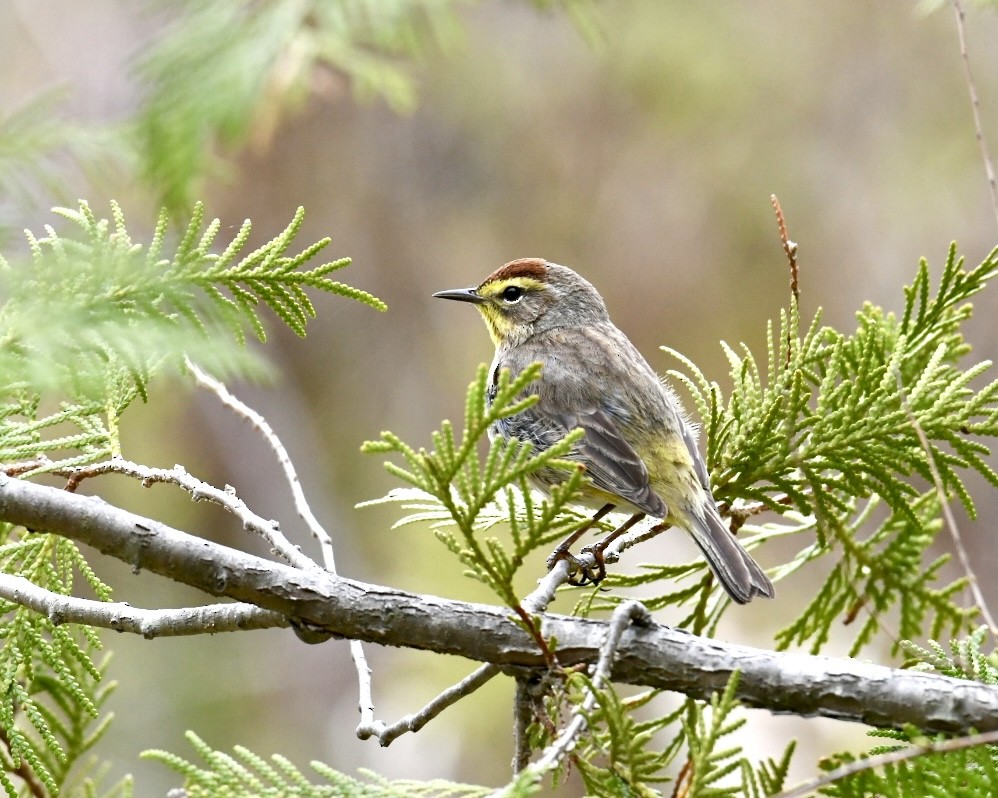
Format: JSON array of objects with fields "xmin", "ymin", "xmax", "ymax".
[{"xmin": 433, "ymin": 258, "xmax": 774, "ymax": 604}]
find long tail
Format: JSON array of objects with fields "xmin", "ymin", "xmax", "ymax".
[{"xmin": 683, "ymin": 503, "xmax": 774, "ymax": 604}]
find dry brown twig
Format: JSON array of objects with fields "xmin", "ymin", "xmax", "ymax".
[{"xmin": 771, "ymin": 194, "xmax": 799, "ymax": 306}]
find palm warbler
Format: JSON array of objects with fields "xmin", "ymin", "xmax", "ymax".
[{"xmin": 434, "ymin": 258, "xmax": 774, "ymax": 604}]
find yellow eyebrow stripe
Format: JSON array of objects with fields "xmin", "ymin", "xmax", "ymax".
[{"xmin": 478, "ymin": 276, "xmax": 545, "ymax": 297}]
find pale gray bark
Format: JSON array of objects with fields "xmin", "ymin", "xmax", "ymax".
[{"xmin": 1, "ymin": 474, "xmax": 996, "ymax": 735}]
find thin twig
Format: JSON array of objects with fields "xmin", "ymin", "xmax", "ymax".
[
  {"xmin": 184, "ymin": 359, "xmax": 336, "ymax": 570},
  {"xmin": 60, "ymin": 457, "xmax": 317, "ymax": 571},
  {"xmin": 189, "ymin": 360, "xmax": 505, "ymax": 748},
  {"xmin": 353, "ymin": 528, "xmax": 658, "ymax": 752},
  {"xmin": 356, "ymin": 663, "xmax": 501, "ymax": 746},
  {"xmin": 894, "ymin": 367, "xmax": 998, "ymax": 637},
  {"xmin": 0, "ymin": 573, "xmax": 286, "ymax": 636},
  {"xmin": 184, "ymin": 360, "xmax": 384, "ymax": 748},
  {"xmin": 771, "ymin": 194, "xmax": 799, "ymax": 306},
  {"xmin": 773, "ymin": 728, "xmax": 998, "ymax": 798},
  {"xmin": 670, "ymin": 759, "xmax": 692, "ymax": 798},
  {"xmin": 353, "ymin": 511, "xmax": 605, "ymax": 749},
  {"xmin": 951, "ymin": 0, "xmax": 998, "ymax": 232}
]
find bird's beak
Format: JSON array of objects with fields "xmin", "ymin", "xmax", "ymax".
[{"xmin": 432, "ymin": 287, "xmax": 487, "ymax": 304}]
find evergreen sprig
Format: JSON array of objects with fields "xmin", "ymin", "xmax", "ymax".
[
  {"xmin": 900, "ymin": 625, "xmax": 997, "ymax": 685},
  {"xmin": 564, "ymin": 672, "xmax": 795, "ymax": 798},
  {"xmin": 0, "ymin": 533, "xmax": 116, "ymax": 798},
  {"xmin": 0, "ymin": 198, "xmax": 382, "ymax": 794},
  {"xmin": 818, "ymin": 742, "xmax": 998, "ymax": 798},
  {"xmin": 0, "ymin": 200, "xmax": 382, "ymax": 474},
  {"xmin": 571, "ymin": 683, "xmax": 684, "ymax": 796},
  {"xmin": 362, "ymin": 364, "xmax": 586, "ymax": 607},
  {"xmin": 662, "ymin": 245, "xmax": 998, "ymax": 653},
  {"xmin": 741, "ymin": 740, "xmax": 795, "ymax": 798},
  {"xmin": 144, "ymin": 731, "xmax": 493, "ymax": 798},
  {"xmin": 680, "ymin": 672, "xmax": 747, "ymax": 798}
]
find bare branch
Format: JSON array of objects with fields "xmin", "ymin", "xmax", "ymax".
[
  {"xmin": 357, "ymin": 663, "xmax": 501, "ymax": 746},
  {"xmin": 187, "ymin": 360, "xmax": 380, "ymax": 744},
  {"xmin": 0, "ymin": 573, "xmax": 286, "ymax": 637},
  {"xmin": 771, "ymin": 194, "xmax": 800, "ymax": 305},
  {"xmin": 3, "ymin": 475, "xmax": 998, "ymax": 736}
]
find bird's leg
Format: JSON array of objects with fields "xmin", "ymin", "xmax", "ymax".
[
  {"xmin": 577, "ymin": 512, "xmax": 647, "ymax": 585},
  {"xmin": 546, "ymin": 503, "xmax": 615, "ymax": 584}
]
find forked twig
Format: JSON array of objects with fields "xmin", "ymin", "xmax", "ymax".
[
  {"xmin": 357, "ymin": 663, "xmax": 501, "ymax": 746},
  {"xmin": 185, "ymin": 359, "xmax": 337, "ymax": 571},
  {"xmin": 186, "ymin": 359, "xmax": 381, "ymax": 742},
  {"xmin": 62, "ymin": 457, "xmax": 317, "ymax": 571}
]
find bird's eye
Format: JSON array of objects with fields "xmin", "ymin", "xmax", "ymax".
[{"xmin": 502, "ymin": 285, "xmax": 524, "ymax": 303}]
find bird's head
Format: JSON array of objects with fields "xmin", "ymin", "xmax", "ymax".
[{"xmin": 433, "ymin": 258, "xmax": 610, "ymax": 348}]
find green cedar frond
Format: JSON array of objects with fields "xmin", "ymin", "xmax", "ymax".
[
  {"xmin": 0, "ymin": 201, "xmax": 381, "ymax": 472},
  {"xmin": 819, "ymin": 736, "xmax": 998, "ymax": 798},
  {"xmin": 665, "ymin": 246, "xmax": 998, "ymax": 654},
  {"xmin": 741, "ymin": 740, "xmax": 796, "ymax": 798},
  {"xmin": 900, "ymin": 626, "xmax": 997, "ymax": 684},
  {"xmin": 0, "ymin": 199, "xmax": 381, "ymax": 792},
  {"xmin": 143, "ymin": 731, "xmax": 493, "ymax": 798},
  {"xmin": 681, "ymin": 672, "xmax": 746, "ymax": 798},
  {"xmin": 773, "ymin": 493, "xmax": 974, "ymax": 655},
  {"xmin": 0, "ymin": 575, "xmax": 115, "ymax": 797},
  {"xmin": 572, "ymin": 680, "xmax": 684, "ymax": 796},
  {"xmin": 362, "ymin": 364, "xmax": 585, "ymax": 606}
]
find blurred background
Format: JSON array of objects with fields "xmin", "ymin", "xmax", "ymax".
[{"xmin": 2, "ymin": 1, "xmax": 998, "ymax": 793}]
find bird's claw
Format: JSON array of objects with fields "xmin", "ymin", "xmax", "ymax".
[{"xmin": 546, "ymin": 542, "xmax": 608, "ymax": 587}]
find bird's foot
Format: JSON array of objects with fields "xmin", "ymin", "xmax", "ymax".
[
  {"xmin": 576, "ymin": 541, "xmax": 609, "ymax": 585},
  {"xmin": 545, "ymin": 545, "xmax": 602, "ymax": 586}
]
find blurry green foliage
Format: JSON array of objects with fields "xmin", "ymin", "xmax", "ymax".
[
  {"xmin": 0, "ymin": 92, "xmax": 125, "ymax": 244},
  {"xmin": 132, "ymin": 0, "xmax": 595, "ymax": 214}
]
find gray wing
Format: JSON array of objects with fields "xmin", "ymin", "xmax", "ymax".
[{"xmin": 499, "ymin": 401, "xmax": 667, "ymax": 518}]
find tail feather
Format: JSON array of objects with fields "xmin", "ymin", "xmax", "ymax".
[{"xmin": 684, "ymin": 505, "xmax": 774, "ymax": 604}]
